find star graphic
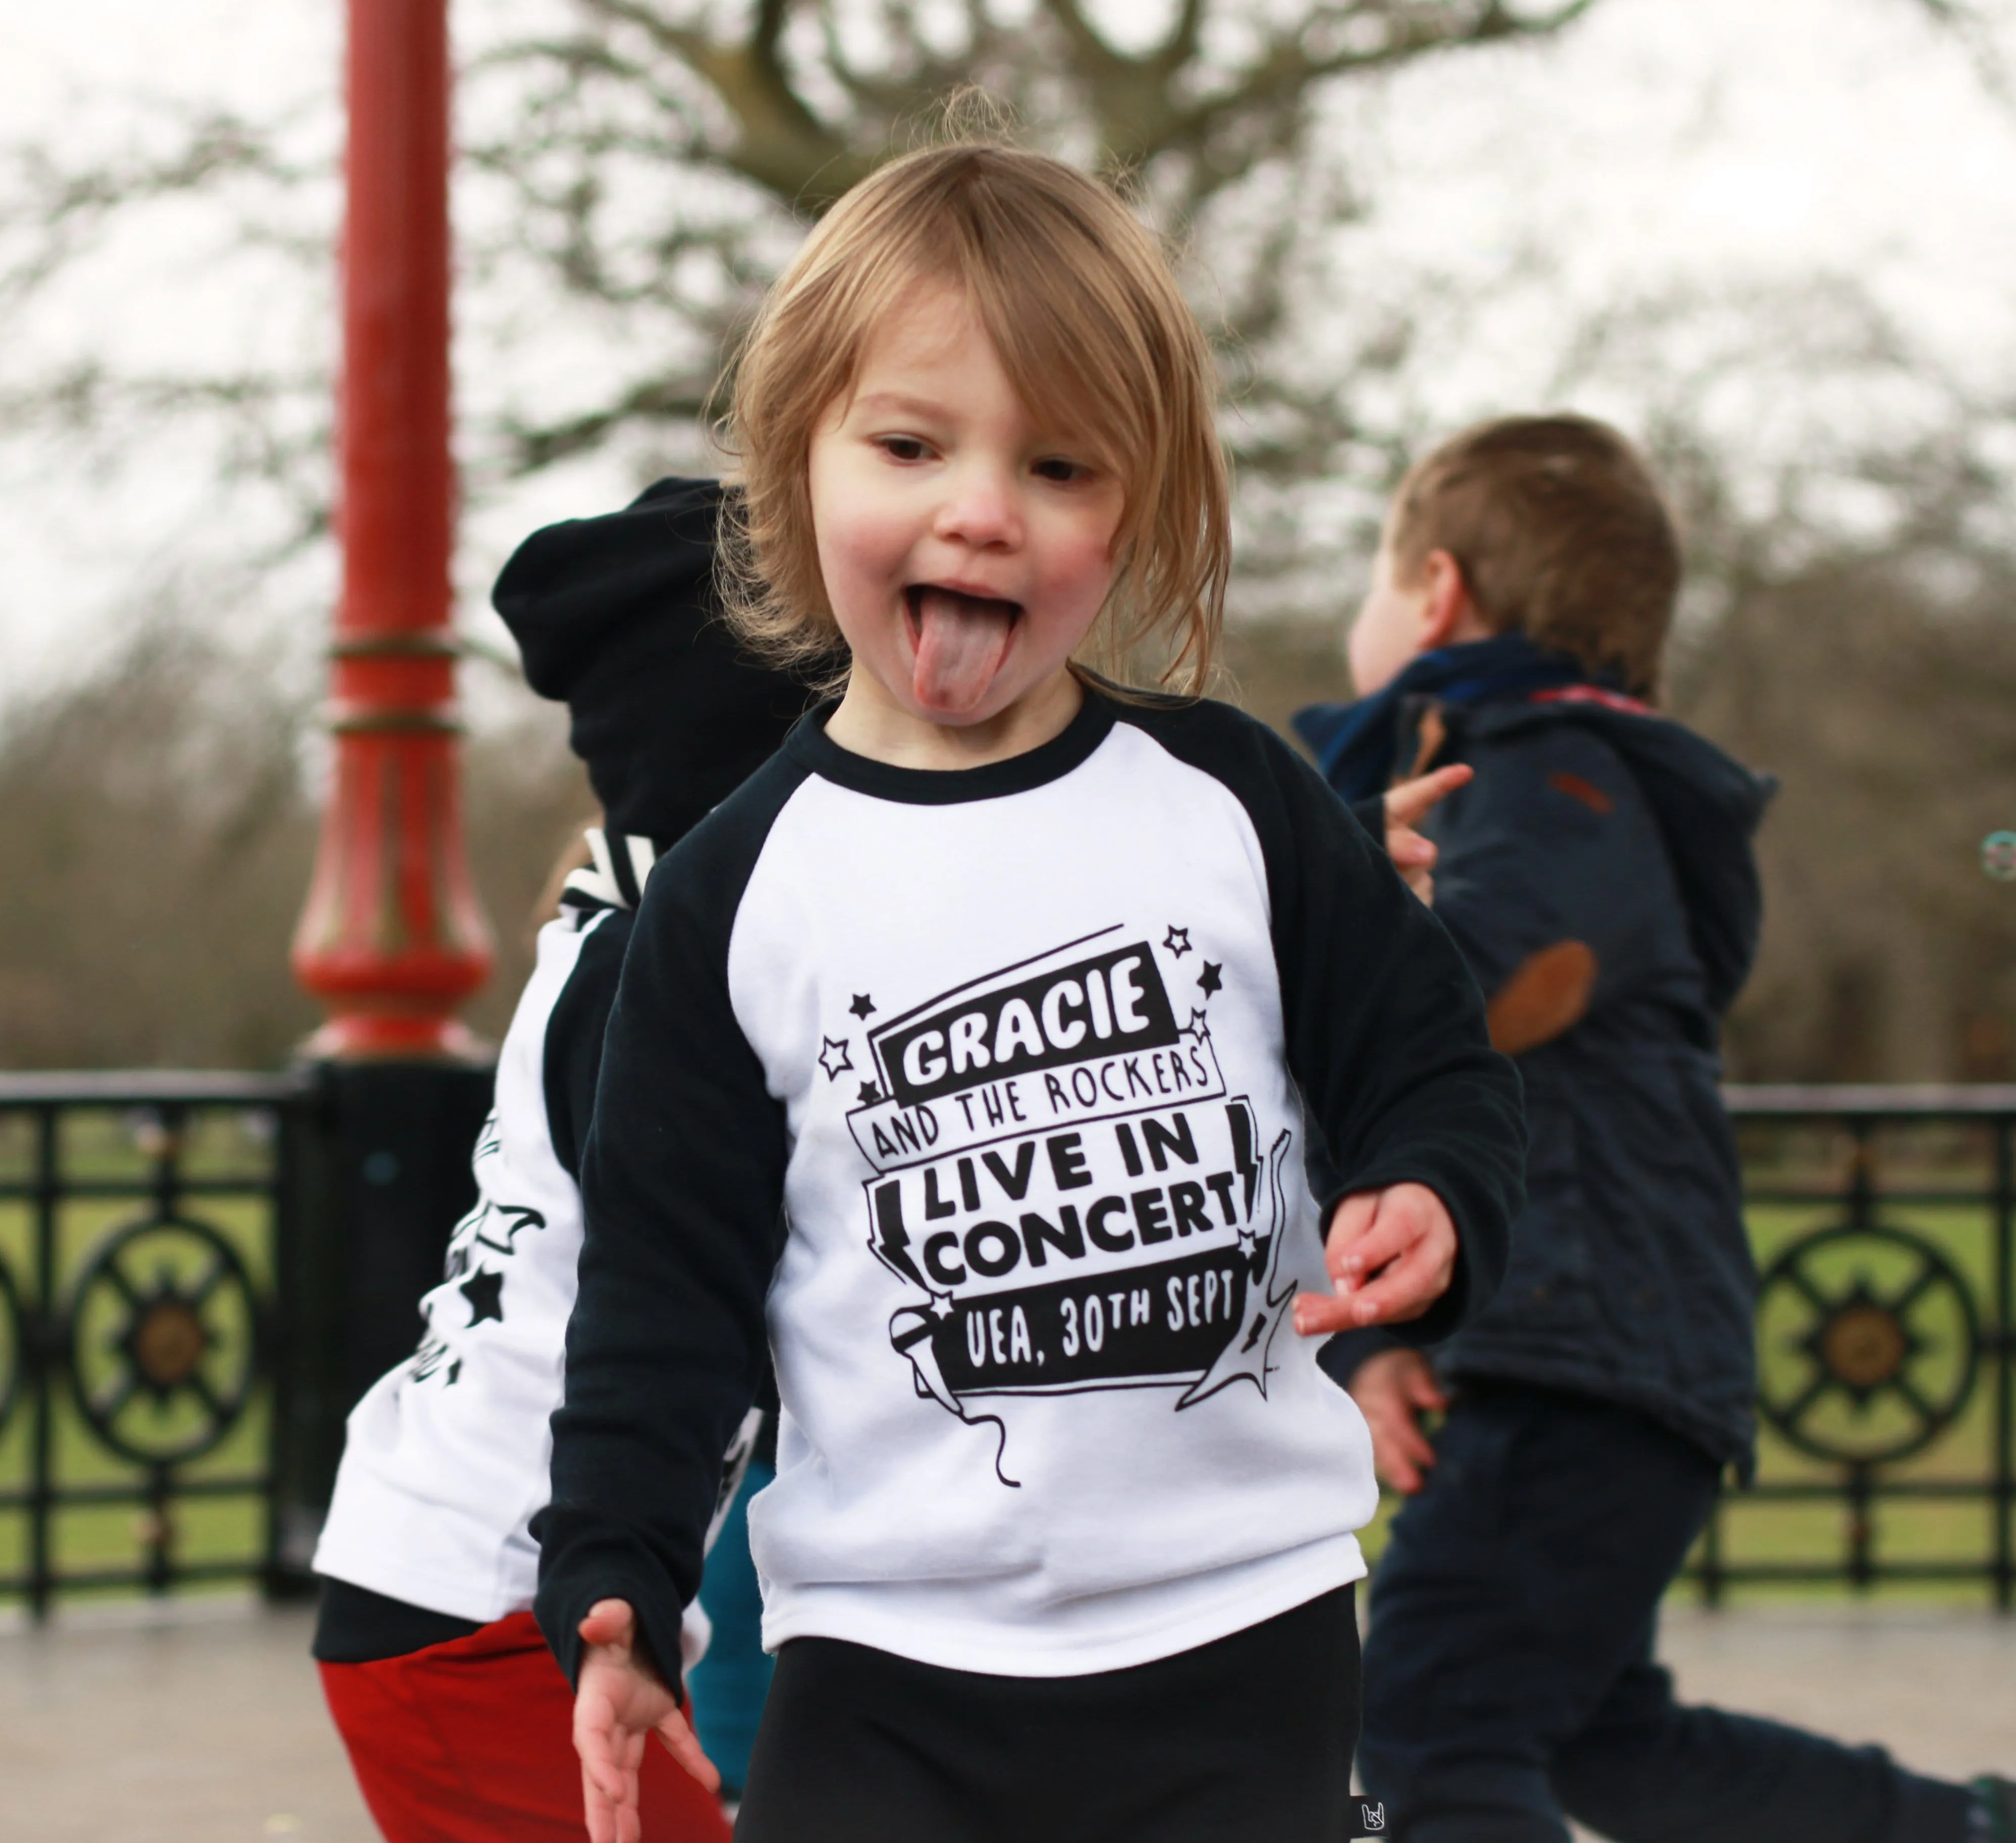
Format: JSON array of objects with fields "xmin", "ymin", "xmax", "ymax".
[
  {"xmin": 1197, "ymin": 960, "xmax": 1223, "ymax": 996},
  {"xmin": 849, "ymin": 993, "xmax": 877, "ymax": 1019},
  {"xmin": 459, "ymin": 1269, "xmax": 505, "ymax": 1326},
  {"xmin": 857, "ymin": 1080, "xmax": 884, "ymax": 1106},
  {"xmin": 1162, "ymin": 926, "xmax": 1192, "ymax": 957},
  {"xmin": 1184, "ymin": 1007, "xmax": 1213, "ymax": 1042},
  {"xmin": 928, "ymin": 1289, "xmax": 956, "ymax": 1320},
  {"xmin": 1236, "ymin": 1225, "xmax": 1258, "ymax": 1257},
  {"xmin": 818, "ymin": 1037, "xmax": 854, "ymax": 1081}
]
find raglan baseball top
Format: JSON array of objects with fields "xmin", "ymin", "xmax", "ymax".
[
  {"xmin": 534, "ymin": 690, "xmax": 1525, "ymax": 1686},
  {"xmin": 313, "ymin": 837, "xmax": 755, "ymax": 1650}
]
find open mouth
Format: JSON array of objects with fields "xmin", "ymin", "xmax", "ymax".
[{"xmin": 903, "ymin": 583, "xmax": 1023, "ymax": 715}]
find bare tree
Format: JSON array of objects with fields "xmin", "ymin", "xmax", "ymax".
[
  {"xmin": 1, "ymin": 2, "xmax": 1600, "ymax": 550},
  {"xmin": 0, "ymin": 623, "xmax": 589, "ymax": 1069},
  {"xmin": 8, "ymin": 0, "xmax": 2016, "ymax": 1078}
]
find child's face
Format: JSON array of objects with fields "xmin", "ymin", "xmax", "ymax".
[
  {"xmin": 1348, "ymin": 530, "xmax": 1434, "ymax": 697},
  {"xmin": 807, "ymin": 281, "xmax": 1125, "ymax": 736}
]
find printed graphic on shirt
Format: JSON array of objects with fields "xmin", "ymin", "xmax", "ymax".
[
  {"xmin": 407, "ymin": 1114, "xmax": 547, "ymax": 1389},
  {"xmin": 837, "ymin": 926, "xmax": 1297, "ymax": 1484}
]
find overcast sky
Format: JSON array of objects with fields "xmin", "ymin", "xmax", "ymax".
[{"xmin": 3, "ymin": 0, "xmax": 2014, "ymax": 706}]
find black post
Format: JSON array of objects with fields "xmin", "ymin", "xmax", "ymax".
[
  {"xmin": 27, "ymin": 1105, "xmax": 58, "ymax": 1623},
  {"xmin": 266, "ymin": 1075, "xmax": 343, "ymax": 1595},
  {"xmin": 1698, "ymin": 1490, "xmax": 1724, "ymax": 1609},
  {"xmin": 1994, "ymin": 1114, "xmax": 2012, "ymax": 1613},
  {"xmin": 266, "ymin": 1058, "xmax": 494, "ymax": 1583}
]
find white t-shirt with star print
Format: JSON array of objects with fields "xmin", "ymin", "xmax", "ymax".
[
  {"xmin": 312, "ymin": 863, "xmax": 757, "ymax": 1643},
  {"xmin": 535, "ymin": 692, "xmax": 1525, "ymax": 1683}
]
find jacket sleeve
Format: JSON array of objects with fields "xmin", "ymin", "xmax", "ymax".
[
  {"xmin": 1430, "ymin": 725, "xmax": 1673, "ymax": 1012},
  {"xmin": 1268, "ymin": 740, "xmax": 1525, "ymax": 1342},
  {"xmin": 532, "ymin": 836, "xmax": 789, "ymax": 1691},
  {"xmin": 1147, "ymin": 706, "xmax": 1526, "ymax": 1345}
]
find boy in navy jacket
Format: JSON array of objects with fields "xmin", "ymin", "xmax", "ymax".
[{"xmin": 1301, "ymin": 415, "xmax": 2011, "ymax": 1843}]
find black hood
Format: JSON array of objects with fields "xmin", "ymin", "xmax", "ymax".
[
  {"xmin": 1466, "ymin": 698, "xmax": 1777, "ymax": 1014},
  {"xmin": 492, "ymin": 477, "xmax": 810, "ymax": 848}
]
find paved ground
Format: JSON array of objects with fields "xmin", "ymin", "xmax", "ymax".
[{"xmin": 3, "ymin": 1597, "xmax": 2012, "ymax": 1840}]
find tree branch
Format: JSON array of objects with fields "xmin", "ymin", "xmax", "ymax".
[
  {"xmin": 497, "ymin": 372, "xmax": 715, "ymax": 474},
  {"xmin": 578, "ymin": 0, "xmax": 874, "ymax": 207}
]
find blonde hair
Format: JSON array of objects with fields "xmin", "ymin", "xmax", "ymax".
[{"xmin": 717, "ymin": 141, "xmax": 1230, "ymax": 696}]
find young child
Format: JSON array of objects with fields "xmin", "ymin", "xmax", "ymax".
[
  {"xmin": 530, "ymin": 141, "xmax": 1527, "ymax": 1843},
  {"xmin": 310, "ymin": 475, "xmax": 807, "ymax": 1842},
  {"xmin": 1301, "ymin": 414, "xmax": 2014, "ymax": 1843}
]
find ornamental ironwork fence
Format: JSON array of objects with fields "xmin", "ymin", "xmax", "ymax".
[
  {"xmin": 0, "ymin": 1075, "xmax": 2010, "ymax": 1616},
  {"xmin": 1691, "ymin": 1086, "xmax": 2016, "ymax": 1607},
  {"xmin": 0, "ymin": 1071, "xmax": 324, "ymax": 1617}
]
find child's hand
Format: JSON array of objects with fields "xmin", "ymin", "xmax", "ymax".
[
  {"xmin": 1346, "ymin": 1348, "xmax": 1448, "ymax": 1495},
  {"xmin": 574, "ymin": 1598, "xmax": 719, "ymax": 1843},
  {"xmin": 1382, "ymin": 763, "xmax": 1473, "ymax": 904},
  {"xmin": 1293, "ymin": 1183, "xmax": 1458, "ymax": 1335}
]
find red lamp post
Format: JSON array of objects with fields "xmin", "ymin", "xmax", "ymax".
[
  {"xmin": 293, "ymin": 0, "xmax": 492, "ymax": 1058},
  {"xmin": 277, "ymin": 0, "xmax": 500, "ymax": 1522}
]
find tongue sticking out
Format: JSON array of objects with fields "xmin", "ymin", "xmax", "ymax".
[{"xmin": 908, "ymin": 586, "xmax": 1018, "ymax": 714}]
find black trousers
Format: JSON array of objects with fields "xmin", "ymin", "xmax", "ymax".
[
  {"xmin": 734, "ymin": 1586, "xmax": 1361, "ymax": 1843},
  {"xmin": 1358, "ymin": 1382, "xmax": 1974, "ymax": 1843}
]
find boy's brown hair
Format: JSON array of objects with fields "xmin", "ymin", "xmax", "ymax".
[
  {"xmin": 717, "ymin": 140, "xmax": 1230, "ymax": 695},
  {"xmin": 1388, "ymin": 414, "xmax": 1679, "ymax": 699}
]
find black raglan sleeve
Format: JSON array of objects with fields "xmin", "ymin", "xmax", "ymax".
[
  {"xmin": 532, "ymin": 771, "xmax": 800, "ymax": 1691},
  {"xmin": 542, "ymin": 907, "xmax": 633, "ymax": 1184},
  {"xmin": 1141, "ymin": 704, "xmax": 1525, "ymax": 1344}
]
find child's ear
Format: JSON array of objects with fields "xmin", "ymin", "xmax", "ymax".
[{"xmin": 1418, "ymin": 550, "xmax": 1476, "ymax": 648}]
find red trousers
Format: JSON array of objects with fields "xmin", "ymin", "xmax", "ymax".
[{"xmin": 319, "ymin": 1610, "xmax": 733, "ymax": 1843}]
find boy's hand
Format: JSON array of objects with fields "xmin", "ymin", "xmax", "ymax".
[
  {"xmin": 1346, "ymin": 1348, "xmax": 1448, "ymax": 1495},
  {"xmin": 1293, "ymin": 1183, "xmax": 1458, "ymax": 1336},
  {"xmin": 1383, "ymin": 763, "xmax": 1473, "ymax": 904},
  {"xmin": 574, "ymin": 1598, "xmax": 719, "ymax": 1843}
]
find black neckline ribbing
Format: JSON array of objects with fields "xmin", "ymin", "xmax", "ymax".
[{"xmin": 785, "ymin": 690, "xmax": 1116, "ymax": 805}]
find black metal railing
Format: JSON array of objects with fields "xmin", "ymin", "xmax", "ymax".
[
  {"xmin": 1695, "ymin": 1086, "xmax": 2016, "ymax": 1606},
  {"xmin": 0, "ymin": 1071, "xmax": 320, "ymax": 1616},
  {"xmin": 0, "ymin": 1075, "xmax": 2011, "ymax": 1614}
]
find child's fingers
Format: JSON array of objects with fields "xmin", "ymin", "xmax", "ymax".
[
  {"xmin": 582, "ymin": 1766, "xmax": 615, "ymax": 1843},
  {"xmin": 1371, "ymin": 1416, "xmax": 1437, "ymax": 1495},
  {"xmin": 1387, "ymin": 828, "xmax": 1436, "ymax": 869},
  {"xmin": 655, "ymin": 1709, "xmax": 724, "ymax": 1791},
  {"xmin": 1322, "ymin": 1191, "xmax": 1380, "ymax": 1262},
  {"xmin": 1404, "ymin": 1362, "xmax": 1451, "ymax": 1414},
  {"xmin": 1344, "ymin": 1234, "xmax": 1457, "ymax": 1327},
  {"xmin": 1291, "ymin": 1287, "xmax": 1361, "ymax": 1337},
  {"xmin": 1328, "ymin": 1194, "xmax": 1424, "ymax": 1290},
  {"xmin": 580, "ymin": 1751, "xmax": 636, "ymax": 1843},
  {"xmin": 578, "ymin": 1598, "xmax": 636, "ymax": 1654},
  {"xmin": 1383, "ymin": 763, "xmax": 1474, "ymax": 830},
  {"xmin": 1353, "ymin": 1383, "xmax": 1436, "ymax": 1494}
]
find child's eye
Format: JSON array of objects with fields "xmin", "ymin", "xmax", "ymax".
[
  {"xmin": 876, "ymin": 435, "xmax": 932, "ymax": 462},
  {"xmin": 1032, "ymin": 456, "xmax": 1094, "ymax": 484}
]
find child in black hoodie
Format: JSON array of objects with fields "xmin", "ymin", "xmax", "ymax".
[
  {"xmin": 1301, "ymin": 415, "xmax": 2012, "ymax": 1843},
  {"xmin": 311, "ymin": 477, "xmax": 806, "ymax": 1842}
]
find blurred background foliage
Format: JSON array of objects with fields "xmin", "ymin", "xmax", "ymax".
[{"xmin": 3, "ymin": 0, "xmax": 2014, "ymax": 1076}]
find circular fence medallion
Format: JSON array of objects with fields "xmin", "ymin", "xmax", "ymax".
[
  {"xmin": 1756, "ymin": 1222, "xmax": 1978, "ymax": 1466},
  {"xmin": 68, "ymin": 1216, "xmax": 260, "ymax": 1466}
]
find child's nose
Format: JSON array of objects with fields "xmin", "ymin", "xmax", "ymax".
[{"xmin": 933, "ymin": 464, "xmax": 1024, "ymax": 549}]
